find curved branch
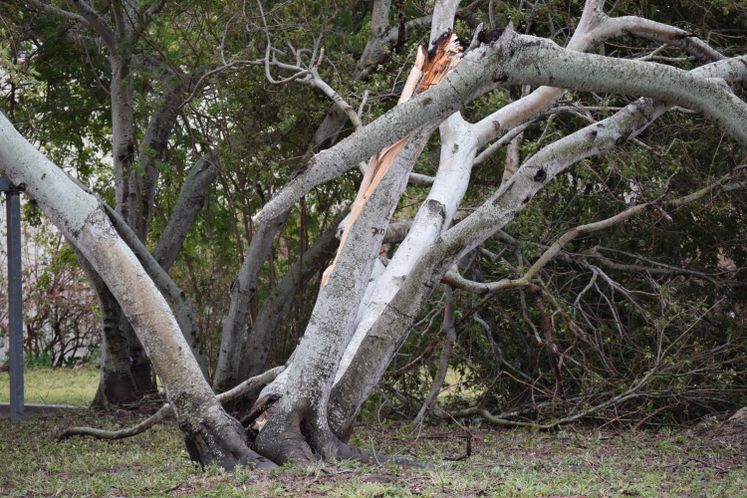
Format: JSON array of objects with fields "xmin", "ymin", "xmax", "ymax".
[
  {"xmin": 58, "ymin": 366, "xmax": 284, "ymax": 441},
  {"xmin": 601, "ymin": 15, "xmax": 724, "ymax": 62},
  {"xmin": 152, "ymin": 151, "xmax": 220, "ymax": 272},
  {"xmin": 66, "ymin": 0, "xmax": 117, "ymax": 50},
  {"xmin": 471, "ymin": 7, "xmax": 723, "ymax": 148},
  {"xmin": 495, "ymin": 31, "xmax": 747, "ymax": 143},
  {"xmin": 58, "ymin": 403, "xmax": 172, "ymax": 440}
]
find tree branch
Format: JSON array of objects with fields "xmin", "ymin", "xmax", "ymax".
[
  {"xmin": 152, "ymin": 151, "xmax": 220, "ymax": 272},
  {"xmin": 57, "ymin": 366, "xmax": 284, "ymax": 441},
  {"xmin": 23, "ymin": 0, "xmax": 85, "ymax": 23},
  {"xmin": 65, "ymin": 0, "xmax": 117, "ymax": 50}
]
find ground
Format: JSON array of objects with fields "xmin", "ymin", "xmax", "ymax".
[{"xmin": 1, "ymin": 368, "xmax": 744, "ymax": 497}]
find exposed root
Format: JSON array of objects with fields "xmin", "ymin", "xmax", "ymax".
[
  {"xmin": 57, "ymin": 367, "xmax": 284, "ymax": 442},
  {"xmin": 58, "ymin": 403, "xmax": 172, "ymax": 440},
  {"xmin": 254, "ymin": 404, "xmax": 318, "ymax": 465},
  {"xmin": 253, "ymin": 401, "xmax": 426, "ymax": 468}
]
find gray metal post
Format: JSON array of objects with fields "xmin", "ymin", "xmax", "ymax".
[{"xmin": 2, "ymin": 176, "xmax": 24, "ymax": 421}]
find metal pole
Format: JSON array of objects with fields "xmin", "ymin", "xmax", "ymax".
[{"xmin": 6, "ymin": 183, "xmax": 24, "ymax": 422}]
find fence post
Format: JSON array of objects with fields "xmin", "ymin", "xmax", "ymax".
[{"xmin": 1, "ymin": 176, "xmax": 24, "ymax": 422}]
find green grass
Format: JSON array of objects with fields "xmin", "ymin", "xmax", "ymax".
[
  {"xmin": 0, "ymin": 366, "xmax": 98, "ymax": 405},
  {"xmin": 1, "ymin": 368, "xmax": 744, "ymax": 497}
]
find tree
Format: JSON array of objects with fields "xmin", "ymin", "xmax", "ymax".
[{"xmin": 1, "ymin": 0, "xmax": 745, "ymax": 468}]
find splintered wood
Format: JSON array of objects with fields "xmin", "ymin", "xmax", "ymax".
[{"xmin": 321, "ymin": 30, "xmax": 462, "ymax": 286}]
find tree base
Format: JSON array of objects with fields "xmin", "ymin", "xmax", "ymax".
[
  {"xmin": 91, "ymin": 369, "xmax": 157, "ymax": 409},
  {"xmin": 252, "ymin": 399, "xmax": 422, "ymax": 468},
  {"xmin": 181, "ymin": 406, "xmax": 277, "ymax": 470},
  {"xmin": 253, "ymin": 404, "xmax": 319, "ymax": 465}
]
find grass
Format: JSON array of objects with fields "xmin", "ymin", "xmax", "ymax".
[
  {"xmin": 1, "ymin": 367, "xmax": 745, "ymax": 497},
  {"xmin": 0, "ymin": 366, "xmax": 98, "ymax": 405}
]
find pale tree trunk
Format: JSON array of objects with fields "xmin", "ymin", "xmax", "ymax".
[
  {"xmin": 0, "ymin": 111, "xmax": 274, "ymax": 469},
  {"xmin": 335, "ymin": 0, "xmax": 467, "ymax": 384},
  {"xmin": 254, "ymin": 126, "xmax": 435, "ymax": 463},
  {"xmin": 89, "ymin": 51, "xmax": 157, "ymax": 407},
  {"xmin": 61, "ymin": 0, "xmax": 154, "ymax": 407}
]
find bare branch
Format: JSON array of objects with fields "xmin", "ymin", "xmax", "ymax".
[
  {"xmin": 65, "ymin": 0, "xmax": 117, "ymax": 50},
  {"xmin": 23, "ymin": 0, "xmax": 85, "ymax": 23},
  {"xmin": 600, "ymin": 15, "xmax": 724, "ymax": 62}
]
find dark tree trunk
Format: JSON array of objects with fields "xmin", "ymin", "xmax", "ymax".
[{"xmin": 89, "ymin": 272, "xmax": 156, "ymax": 408}]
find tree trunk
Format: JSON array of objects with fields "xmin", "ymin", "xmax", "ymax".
[
  {"xmin": 90, "ymin": 279, "xmax": 155, "ymax": 408},
  {"xmin": 240, "ymin": 218, "xmax": 341, "ymax": 380},
  {"xmin": 254, "ymin": 126, "xmax": 433, "ymax": 464},
  {"xmin": 0, "ymin": 112, "xmax": 274, "ymax": 469},
  {"xmin": 90, "ymin": 53, "xmax": 157, "ymax": 406}
]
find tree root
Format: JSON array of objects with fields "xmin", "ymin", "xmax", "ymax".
[
  {"xmin": 57, "ymin": 366, "xmax": 284, "ymax": 441},
  {"xmin": 181, "ymin": 405, "xmax": 277, "ymax": 470},
  {"xmin": 252, "ymin": 399, "xmax": 426, "ymax": 468},
  {"xmin": 58, "ymin": 403, "xmax": 172, "ymax": 440}
]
